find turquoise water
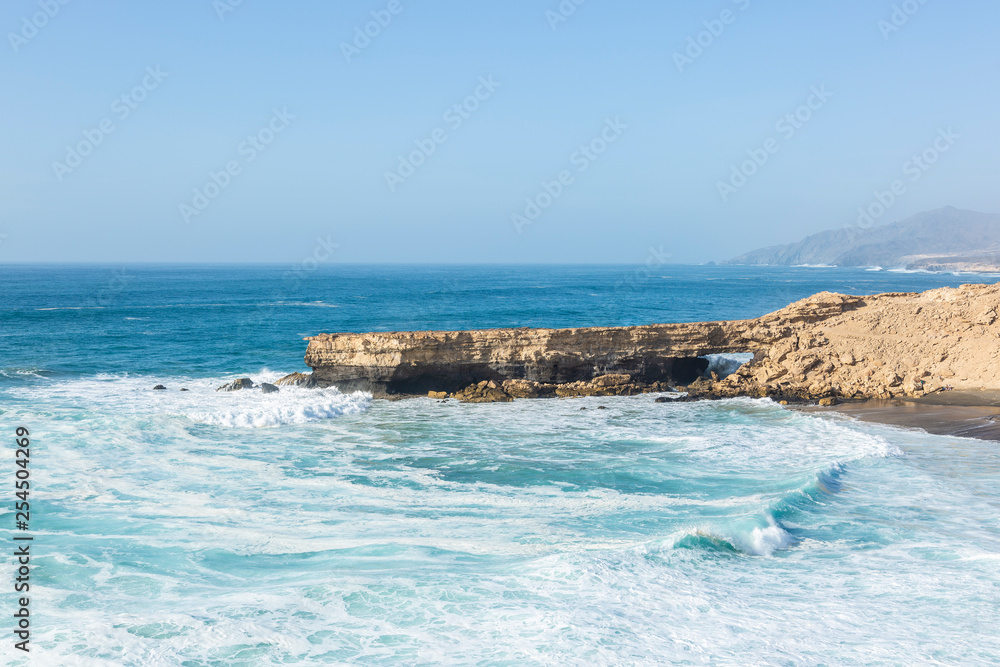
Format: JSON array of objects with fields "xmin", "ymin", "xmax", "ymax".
[{"xmin": 2, "ymin": 265, "xmax": 1000, "ymax": 664}]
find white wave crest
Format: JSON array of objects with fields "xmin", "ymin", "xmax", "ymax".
[
  {"xmin": 743, "ymin": 522, "xmax": 796, "ymax": 556},
  {"xmin": 8, "ymin": 372, "xmax": 372, "ymax": 428},
  {"xmin": 701, "ymin": 353, "xmax": 754, "ymax": 379},
  {"xmin": 666, "ymin": 516, "xmax": 796, "ymax": 557},
  {"xmin": 189, "ymin": 388, "xmax": 370, "ymax": 428}
]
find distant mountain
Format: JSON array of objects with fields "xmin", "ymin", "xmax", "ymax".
[{"xmin": 726, "ymin": 207, "xmax": 1000, "ymax": 272}]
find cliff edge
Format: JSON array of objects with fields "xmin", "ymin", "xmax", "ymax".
[
  {"xmin": 300, "ymin": 283, "xmax": 1000, "ymax": 402},
  {"xmin": 699, "ymin": 282, "xmax": 1000, "ymax": 401}
]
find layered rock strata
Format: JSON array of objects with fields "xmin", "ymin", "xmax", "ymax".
[
  {"xmin": 305, "ymin": 321, "xmax": 757, "ymax": 397},
  {"xmin": 303, "ymin": 283, "xmax": 1000, "ymax": 403}
]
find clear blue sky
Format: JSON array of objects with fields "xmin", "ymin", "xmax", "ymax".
[{"xmin": 1, "ymin": 0, "xmax": 998, "ymax": 263}]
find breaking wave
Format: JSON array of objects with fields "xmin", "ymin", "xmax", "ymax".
[{"xmin": 8, "ymin": 371, "xmax": 372, "ymax": 428}]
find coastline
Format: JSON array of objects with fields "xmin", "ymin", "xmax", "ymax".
[
  {"xmin": 300, "ymin": 282, "xmax": 1000, "ymax": 405},
  {"xmin": 724, "ymin": 262, "xmax": 1000, "ymax": 275}
]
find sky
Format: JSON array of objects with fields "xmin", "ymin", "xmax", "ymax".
[{"xmin": 1, "ymin": 0, "xmax": 998, "ymax": 264}]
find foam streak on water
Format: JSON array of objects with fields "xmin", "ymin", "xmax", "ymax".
[
  {"xmin": 3, "ymin": 266, "xmax": 1000, "ymax": 664},
  {"xmin": 2, "ymin": 373, "xmax": 999, "ymax": 665}
]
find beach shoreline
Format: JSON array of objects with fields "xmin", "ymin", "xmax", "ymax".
[{"xmin": 797, "ymin": 393, "xmax": 1000, "ymax": 441}]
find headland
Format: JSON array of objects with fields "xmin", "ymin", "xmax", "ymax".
[{"xmin": 292, "ymin": 283, "xmax": 1000, "ymax": 410}]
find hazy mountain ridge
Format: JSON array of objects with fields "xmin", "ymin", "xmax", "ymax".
[{"xmin": 727, "ymin": 207, "xmax": 1000, "ymax": 271}]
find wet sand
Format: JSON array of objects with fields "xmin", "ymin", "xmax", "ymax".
[{"xmin": 796, "ymin": 393, "xmax": 1000, "ymax": 441}]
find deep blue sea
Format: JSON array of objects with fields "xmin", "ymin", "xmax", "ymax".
[{"xmin": 2, "ymin": 265, "xmax": 1000, "ymax": 665}]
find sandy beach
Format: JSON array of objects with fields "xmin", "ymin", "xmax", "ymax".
[{"xmin": 799, "ymin": 393, "xmax": 1000, "ymax": 441}]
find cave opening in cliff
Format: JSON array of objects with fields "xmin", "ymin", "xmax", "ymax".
[
  {"xmin": 669, "ymin": 357, "xmax": 711, "ymax": 385},
  {"xmin": 698, "ymin": 353, "xmax": 754, "ymax": 380}
]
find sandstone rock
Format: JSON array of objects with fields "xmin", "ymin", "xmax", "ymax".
[
  {"xmin": 501, "ymin": 379, "xmax": 542, "ymax": 399},
  {"xmin": 428, "ymin": 391, "xmax": 448, "ymax": 399},
  {"xmin": 591, "ymin": 373, "xmax": 632, "ymax": 387},
  {"xmin": 454, "ymin": 381, "xmax": 512, "ymax": 403},
  {"xmin": 818, "ymin": 397, "xmax": 839, "ymax": 407},
  {"xmin": 303, "ymin": 283, "xmax": 1000, "ymax": 402},
  {"xmin": 217, "ymin": 378, "xmax": 255, "ymax": 392},
  {"xmin": 260, "ymin": 383, "xmax": 279, "ymax": 394},
  {"xmin": 974, "ymin": 307, "xmax": 997, "ymax": 326},
  {"xmin": 555, "ymin": 382, "xmax": 595, "ymax": 398},
  {"xmin": 305, "ymin": 319, "xmax": 751, "ymax": 396}
]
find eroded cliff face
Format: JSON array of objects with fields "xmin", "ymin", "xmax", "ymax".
[
  {"xmin": 698, "ymin": 283, "xmax": 1000, "ymax": 401},
  {"xmin": 305, "ymin": 320, "xmax": 758, "ymax": 396},
  {"xmin": 302, "ymin": 283, "xmax": 1000, "ymax": 402}
]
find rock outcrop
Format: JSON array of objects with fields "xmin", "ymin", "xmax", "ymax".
[
  {"xmin": 305, "ymin": 320, "xmax": 756, "ymax": 397},
  {"xmin": 443, "ymin": 376, "xmax": 676, "ymax": 403},
  {"xmin": 217, "ymin": 378, "xmax": 255, "ymax": 392},
  {"xmin": 276, "ymin": 372, "xmax": 314, "ymax": 387},
  {"xmin": 692, "ymin": 283, "xmax": 1000, "ymax": 402},
  {"xmin": 302, "ymin": 283, "xmax": 1000, "ymax": 403}
]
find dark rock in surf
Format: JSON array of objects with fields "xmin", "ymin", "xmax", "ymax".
[
  {"xmin": 275, "ymin": 372, "xmax": 315, "ymax": 388},
  {"xmin": 217, "ymin": 378, "xmax": 255, "ymax": 392},
  {"xmin": 260, "ymin": 383, "xmax": 280, "ymax": 394}
]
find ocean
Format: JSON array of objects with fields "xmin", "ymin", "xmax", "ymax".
[{"xmin": 2, "ymin": 264, "xmax": 999, "ymax": 665}]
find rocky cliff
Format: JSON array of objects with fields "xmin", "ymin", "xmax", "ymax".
[
  {"xmin": 696, "ymin": 282, "xmax": 1000, "ymax": 401},
  {"xmin": 304, "ymin": 320, "xmax": 759, "ymax": 397},
  {"xmin": 302, "ymin": 282, "xmax": 1000, "ymax": 402}
]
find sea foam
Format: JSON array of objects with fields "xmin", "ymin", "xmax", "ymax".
[{"xmin": 10, "ymin": 371, "xmax": 371, "ymax": 428}]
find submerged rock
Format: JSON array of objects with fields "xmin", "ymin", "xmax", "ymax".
[
  {"xmin": 153, "ymin": 385, "xmax": 167, "ymax": 390},
  {"xmin": 260, "ymin": 383, "xmax": 279, "ymax": 394},
  {"xmin": 217, "ymin": 378, "xmax": 255, "ymax": 392}
]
